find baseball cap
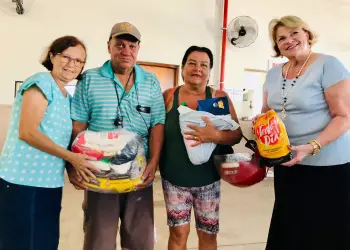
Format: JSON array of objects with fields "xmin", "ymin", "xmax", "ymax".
[{"xmin": 109, "ymin": 22, "xmax": 141, "ymax": 41}]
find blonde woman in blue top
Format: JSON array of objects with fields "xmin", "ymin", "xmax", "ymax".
[
  {"xmin": 0, "ymin": 36, "xmax": 98, "ymax": 250},
  {"xmin": 258, "ymin": 16, "xmax": 350, "ymax": 250}
]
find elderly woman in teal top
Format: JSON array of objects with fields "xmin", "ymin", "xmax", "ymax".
[
  {"xmin": 0, "ymin": 36, "xmax": 97, "ymax": 250},
  {"xmin": 258, "ymin": 16, "xmax": 350, "ymax": 250}
]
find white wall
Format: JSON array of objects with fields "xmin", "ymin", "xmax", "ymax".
[
  {"xmin": 218, "ymin": 0, "xmax": 350, "ymax": 117},
  {"xmin": 0, "ymin": 0, "xmax": 219, "ymax": 104},
  {"xmin": 222, "ymin": 0, "xmax": 350, "ymax": 90},
  {"xmin": 0, "ymin": 0, "xmax": 349, "ymax": 105}
]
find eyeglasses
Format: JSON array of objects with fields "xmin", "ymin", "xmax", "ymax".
[{"xmin": 56, "ymin": 53, "xmax": 85, "ymax": 67}]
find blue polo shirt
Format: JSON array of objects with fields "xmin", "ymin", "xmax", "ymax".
[{"xmin": 71, "ymin": 60, "xmax": 166, "ymax": 155}]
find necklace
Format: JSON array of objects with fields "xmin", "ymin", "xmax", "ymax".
[{"xmin": 281, "ymin": 51, "xmax": 312, "ymax": 119}]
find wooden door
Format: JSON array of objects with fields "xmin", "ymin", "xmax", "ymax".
[{"xmin": 138, "ymin": 61, "xmax": 179, "ymax": 92}]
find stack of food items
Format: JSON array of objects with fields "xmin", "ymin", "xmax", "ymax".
[{"xmin": 71, "ymin": 130, "xmax": 146, "ymax": 193}]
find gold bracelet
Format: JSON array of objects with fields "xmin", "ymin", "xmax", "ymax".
[
  {"xmin": 308, "ymin": 140, "xmax": 321, "ymax": 156},
  {"xmin": 312, "ymin": 140, "xmax": 321, "ymax": 150}
]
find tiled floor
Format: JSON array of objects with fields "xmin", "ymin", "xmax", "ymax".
[{"xmin": 59, "ymin": 174, "xmax": 275, "ymax": 250}]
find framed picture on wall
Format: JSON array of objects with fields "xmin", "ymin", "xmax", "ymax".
[{"xmin": 14, "ymin": 81, "xmax": 23, "ymax": 97}]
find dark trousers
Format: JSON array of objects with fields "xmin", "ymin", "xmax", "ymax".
[
  {"xmin": 83, "ymin": 186, "xmax": 154, "ymax": 250},
  {"xmin": 0, "ymin": 178, "xmax": 62, "ymax": 250},
  {"xmin": 266, "ymin": 163, "xmax": 350, "ymax": 250}
]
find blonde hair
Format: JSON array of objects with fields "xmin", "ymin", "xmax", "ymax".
[{"xmin": 269, "ymin": 16, "xmax": 318, "ymax": 57}]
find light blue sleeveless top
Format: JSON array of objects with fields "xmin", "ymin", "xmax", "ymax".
[{"xmin": 0, "ymin": 72, "xmax": 72, "ymax": 187}]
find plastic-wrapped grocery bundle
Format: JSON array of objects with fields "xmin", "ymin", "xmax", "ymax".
[
  {"xmin": 178, "ymin": 103, "xmax": 240, "ymax": 165},
  {"xmin": 71, "ymin": 129, "xmax": 146, "ymax": 193}
]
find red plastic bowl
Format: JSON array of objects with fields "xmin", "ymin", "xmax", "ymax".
[{"xmin": 214, "ymin": 150, "xmax": 267, "ymax": 187}]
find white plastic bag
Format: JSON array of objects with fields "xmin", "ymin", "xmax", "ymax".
[{"xmin": 178, "ymin": 106, "xmax": 240, "ymax": 165}]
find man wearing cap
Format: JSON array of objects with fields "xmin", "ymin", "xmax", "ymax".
[{"xmin": 67, "ymin": 22, "xmax": 165, "ymax": 250}]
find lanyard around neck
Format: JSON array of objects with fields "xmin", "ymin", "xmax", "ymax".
[{"xmin": 114, "ymin": 69, "xmax": 134, "ymax": 114}]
